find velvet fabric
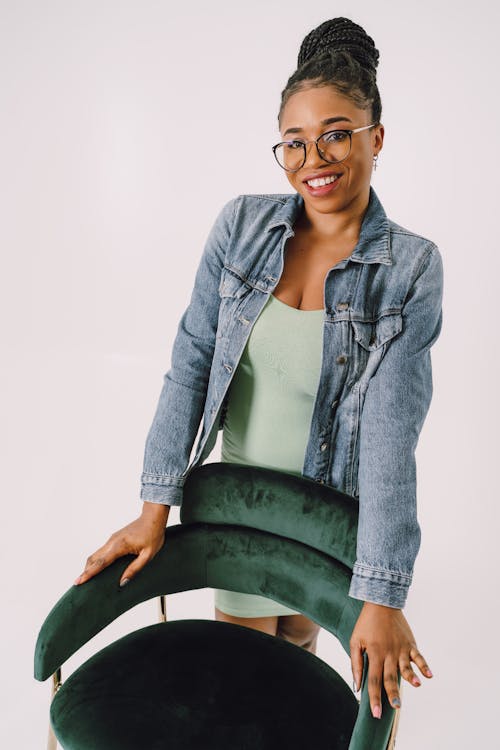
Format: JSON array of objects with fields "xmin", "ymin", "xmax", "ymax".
[
  {"xmin": 34, "ymin": 464, "xmax": 400, "ymax": 749},
  {"xmin": 181, "ymin": 462, "xmax": 359, "ymax": 569},
  {"xmin": 49, "ymin": 619, "xmax": 359, "ymax": 749}
]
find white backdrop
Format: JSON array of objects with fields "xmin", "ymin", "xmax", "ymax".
[{"xmin": 2, "ymin": 1, "xmax": 498, "ymax": 747}]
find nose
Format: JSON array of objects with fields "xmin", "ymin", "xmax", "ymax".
[{"xmin": 302, "ymin": 140, "xmax": 329, "ymax": 170}]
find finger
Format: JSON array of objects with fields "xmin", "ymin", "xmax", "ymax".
[
  {"xmin": 350, "ymin": 639, "xmax": 364, "ymax": 692},
  {"xmin": 75, "ymin": 536, "xmax": 126, "ymax": 585},
  {"xmin": 119, "ymin": 547, "xmax": 152, "ymax": 586},
  {"xmin": 383, "ymin": 656, "xmax": 401, "ymax": 709},
  {"xmin": 366, "ymin": 651, "xmax": 384, "ymax": 719},
  {"xmin": 410, "ymin": 645, "xmax": 433, "ymax": 679},
  {"xmin": 75, "ymin": 553, "xmax": 109, "ymax": 585},
  {"xmin": 399, "ymin": 655, "xmax": 422, "ymax": 687}
]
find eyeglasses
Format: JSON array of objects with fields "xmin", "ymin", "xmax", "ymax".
[{"xmin": 272, "ymin": 124, "xmax": 378, "ymax": 172}]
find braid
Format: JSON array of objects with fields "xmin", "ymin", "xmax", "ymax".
[
  {"xmin": 278, "ymin": 17, "xmax": 382, "ymax": 128},
  {"xmin": 297, "ymin": 17, "xmax": 379, "ymax": 74}
]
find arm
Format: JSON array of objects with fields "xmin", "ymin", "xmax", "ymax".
[
  {"xmin": 139, "ymin": 196, "xmax": 239, "ymax": 506},
  {"xmin": 76, "ymin": 199, "xmax": 238, "ymax": 590},
  {"xmin": 348, "ymin": 242, "xmax": 444, "ymax": 609}
]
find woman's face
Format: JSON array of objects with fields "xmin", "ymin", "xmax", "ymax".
[{"xmin": 278, "ymin": 85, "xmax": 384, "ymax": 217}]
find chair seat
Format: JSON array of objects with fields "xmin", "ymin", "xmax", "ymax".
[{"xmin": 50, "ymin": 618, "xmax": 359, "ymax": 750}]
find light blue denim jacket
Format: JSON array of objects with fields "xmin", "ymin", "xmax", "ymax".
[{"xmin": 140, "ymin": 186, "xmax": 444, "ymax": 609}]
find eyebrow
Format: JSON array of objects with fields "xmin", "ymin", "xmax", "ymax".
[{"xmin": 283, "ymin": 116, "xmax": 353, "ymax": 137}]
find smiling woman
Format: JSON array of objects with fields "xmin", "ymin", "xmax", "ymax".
[
  {"xmin": 209, "ymin": 18, "xmax": 437, "ymax": 724},
  {"xmin": 75, "ymin": 14, "xmax": 441, "ymax": 735}
]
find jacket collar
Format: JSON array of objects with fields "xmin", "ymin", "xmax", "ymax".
[{"xmin": 265, "ymin": 185, "xmax": 392, "ymax": 266}]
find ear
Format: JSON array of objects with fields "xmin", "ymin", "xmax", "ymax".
[{"xmin": 374, "ymin": 123, "xmax": 384, "ymax": 151}]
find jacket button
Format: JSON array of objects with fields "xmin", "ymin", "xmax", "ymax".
[
  {"xmin": 331, "ymin": 400, "xmax": 338, "ymax": 409},
  {"xmin": 223, "ymin": 363, "xmax": 233, "ymax": 372},
  {"xmin": 320, "ymin": 442, "xmax": 328, "ymax": 451},
  {"xmin": 336, "ymin": 302, "xmax": 349, "ymax": 310},
  {"xmin": 336, "ymin": 355, "xmax": 347, "ymax": 364},
  {"xmin": 316, "ymin": 478, "xmax": 325, "ymax": 484}
]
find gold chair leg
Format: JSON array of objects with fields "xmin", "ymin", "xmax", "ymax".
[
  {"xmin": 47, "ymin": 722, "xmax": 57, "ymax": 750},
  {"xmin": 48, "ymin": 668, "xmax": 62, "ymax": 750},
  {"xmin": 158, "ymin": 594, "xmax": 167, "ymax": 622}
]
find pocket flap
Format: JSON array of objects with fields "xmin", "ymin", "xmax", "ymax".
[
  {"xmin": 351, "ymin": 311, "xmax": 403, "ymax": 351},
  {"xmin": 218, "ymin": 267, "xmax": 251, "ymax": 298}
]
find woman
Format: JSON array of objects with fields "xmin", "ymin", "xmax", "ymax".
[{"xmin": 74, "ymin": 17, "xmax": 441, "ymax": 721}]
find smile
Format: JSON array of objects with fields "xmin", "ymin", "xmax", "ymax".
[
  {"xmin": 303, "ymin": 173, "xmax": 343, "ymax": 196},
  {"xmin": 306, "ymin": 174, "xmax": 339, "ymax": 187}
]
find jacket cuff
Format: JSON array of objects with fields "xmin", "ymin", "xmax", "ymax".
[
  {"xmin": 140, "ymin": 478, "xmax": 183, "ymax": 506},
  {"xmin": 348, "ymin": 564, "xmax": 412, "ymax": 609}
]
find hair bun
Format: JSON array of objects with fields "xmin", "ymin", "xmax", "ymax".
[{"xmin": 298, "ymin": 17, "xmax": 379, "ymax": 75}]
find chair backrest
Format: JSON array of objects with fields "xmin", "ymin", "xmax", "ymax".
[
  {"xmin": 181, "ymin": 461, "xmax": 362, "ymax": 657},
  {"xmin": 182, "ymin": 462, "xmax": 359, "ymax": 569},
  {"xmin": 34, "ymin": 462, "xmax": 399, "ymax": 750}
]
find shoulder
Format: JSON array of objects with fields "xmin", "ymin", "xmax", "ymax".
[
  {"xmin": 385, "ymin": 220, "xmax": 443, "ymax": 314},
  {"xmin": 233, "ymin": 192, "xmax": 292, "ymax": 206},
  {"xmin": 206, "ymin": 192, "xmax": 290, "ymax": 241},
  {"xmin": 225, "ymin": 192, "xmax": 295, "ymax": 223},
  {"xmin": 388, "ymin": 219, "xmax": 441, "ymax": 265}
]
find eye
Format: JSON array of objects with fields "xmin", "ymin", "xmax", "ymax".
[
  {"xmin": 322, "ymin": 130, "xmax": 349, "ymax": 143},
  {"xmin": 284, "ymin": 140, "xmax": 305, "ymax": 150}
]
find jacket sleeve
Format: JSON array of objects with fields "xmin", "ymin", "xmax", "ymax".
[
  {"xmin": 348, "ymin": 242, "xmax": 444, "ymax": 609},
  {"xmin": 139, "ymin": 196, "xmax": 238, "ymax": 506}
]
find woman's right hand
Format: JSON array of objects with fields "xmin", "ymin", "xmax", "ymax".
[{"xmin": 74, "ymin": 502, "xmax": 171, "ymax": 587}]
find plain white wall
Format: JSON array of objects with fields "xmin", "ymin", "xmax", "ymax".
[{"xmin": 2, "ymin": 1, "xmax": 498, "ymax": 747}]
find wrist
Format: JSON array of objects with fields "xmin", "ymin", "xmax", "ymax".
[
  {"xmin": 141, "ymin": 500, "xmax": 170, "ymax": 523},
  {"xmin": 362, "ymin": 600, "xmax": 402, "ymax": 613}
]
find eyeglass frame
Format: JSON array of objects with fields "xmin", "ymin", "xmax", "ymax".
[{"xmin": 271, "ymin": 123, "xmax": 378, "ymax": 172}]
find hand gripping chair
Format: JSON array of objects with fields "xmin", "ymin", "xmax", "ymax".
[{"xmin": 34, "ymin": 462, "xmax": 402, "ymax": 749}]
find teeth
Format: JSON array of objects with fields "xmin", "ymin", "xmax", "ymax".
[{"xmin": 307, "ymin": 174, "xmax": 339, "ymax": 187}]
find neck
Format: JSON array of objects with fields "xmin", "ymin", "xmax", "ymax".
[{"xmin": 298, "ymin": 185, "xmax": 371, "ymax": 241}]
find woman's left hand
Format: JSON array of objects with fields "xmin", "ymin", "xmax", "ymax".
[{"xmin": 350, "ymin": 601, "xmax": 433, "ymax": 718}]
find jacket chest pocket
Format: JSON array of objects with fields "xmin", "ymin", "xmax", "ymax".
[
  {"xmin": 216, "ymin": 266, "xmax": 255, "ymax": 339},
  {"xmin": 351, "ymin": 310, "xmax": 403, "ymax": 351},
  {"xmin": 349, "ymin": 310, "xmax": 403, "ymax": 377}
]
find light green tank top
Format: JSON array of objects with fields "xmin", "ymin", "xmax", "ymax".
[
  {"xmin": 221, "ymin": 293, "xmax": 324, "ymax": 473},
  {"xmin": 214, "ymin": 293, "xmax": 324, "ymax": 618}
]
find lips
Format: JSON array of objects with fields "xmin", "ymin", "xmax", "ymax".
[
  {"xmin": 303, "ymin": 172, "xmax": 343, "ymax": 197},
  {"xmin": 302, "ymin": 169, "xmax": 343, "ymax": 183}
]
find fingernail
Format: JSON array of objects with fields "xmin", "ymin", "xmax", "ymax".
[
  {"xmin": 426, "ymin": 668, "xmax": 433, "ymax": 677},
  {"xmin": 74, "ymin": 576, "xmax": 81, "ymax": 585},
  {"xmin": 120, "ymin": 578, "xmax": 130, "ymax": 587},
  {"xmin": 391, "ymin": 697, "xmax": 401, "ymax": 708},
  {"xmin": 372, "ymin": 705, "xmax": 381, "ymax": 719},
  {"xmin": 352, "ymin": 679, "xmax": 359, "ymax": 693},
  {"xmin": 412, "ymin": 677, "xmax": 421, "ymax": 686}
]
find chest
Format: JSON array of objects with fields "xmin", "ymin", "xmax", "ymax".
[{"xmin": 272, "ymin": 230, "xmax": 358, "ymax": 311}]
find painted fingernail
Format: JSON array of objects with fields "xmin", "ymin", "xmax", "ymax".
[
  {"xmin": 391, "ymin": 697, "xmax": 401, "ymax": 708},
  {"xmin": 426, "ymin": 668, "xmax": 433, "ymax": 677},
  {"xmin": 372, "ymin": 705, "xmax": 381, "ymax": 719},
  {"xmin": 120, "ymin": 578, "xmax": 130, "ymax": 587},
  {"xmin": 412, "ymin": 677, "xmax": 421, "ymax": 686},
  {"xmin": 74, "ymin": 576, "xmax": 81, "ymax": 585}
]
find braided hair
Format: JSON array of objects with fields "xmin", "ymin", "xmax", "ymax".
[{"xmin": 278, "ymin": 17, "xmax": 382, "ymax": 129}]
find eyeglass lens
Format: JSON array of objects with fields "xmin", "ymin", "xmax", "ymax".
[{"xmin": 275, "ymin": 131, "xmax": 351, "ymax": 171}]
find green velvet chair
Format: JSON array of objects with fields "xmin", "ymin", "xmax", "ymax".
[{"xmin": 34, "ymin": 462, "xmax": 402, "ymax": 749}]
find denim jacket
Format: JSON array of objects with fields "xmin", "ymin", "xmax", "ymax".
[{"xmin": 140, "ymin": 186, "xmax": 444, "ymax": 609}]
